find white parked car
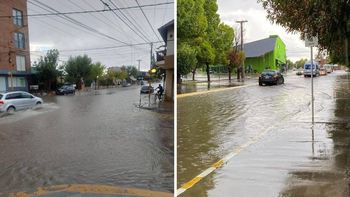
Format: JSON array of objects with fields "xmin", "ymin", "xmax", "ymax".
[{"xmin": 0, "ymin": 91, "xmax": 43, "ymax": 113}]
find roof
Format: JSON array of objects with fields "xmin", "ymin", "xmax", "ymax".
[
  {"xmin": 240, "ymin": 36, "xmax": 278, "ymax": 58},
  {"xmin": 158, "ymin": 20, "xmax": 174, "ymax": 42}
]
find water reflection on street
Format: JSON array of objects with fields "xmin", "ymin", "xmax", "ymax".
[
  {"xmin": 178, "ymin": 71, "xmax": 350, "ymax": 196},
  {"xmin": 0, "ymin": 86, "xmax": 173, "ymax": 194}
]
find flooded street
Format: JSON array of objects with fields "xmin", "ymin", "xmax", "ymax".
[
  {"xmin": 0, "ymin": 86, "xmax": 173, "ymax": 195},
  {"xmin": 178, "ymin": 71, "xmax": 350, "ymax": 196}
]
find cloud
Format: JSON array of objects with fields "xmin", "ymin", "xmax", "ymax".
[
  {"xmin": 217, "ymin": 0, "xmax": 311, "ymax": 62},
  {"xmin": 27, "ymin": 0, "xmax": 174, "ymax": 70}
]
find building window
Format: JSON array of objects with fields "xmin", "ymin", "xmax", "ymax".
[
  {"xmin": 16, "ymin": 55, "xmax": 26, "ymax": 71},
  {"xmin": 12, "ymin": 9, "xmax": 23, "ymax": 27},
  {"xmin": 12, "ymin": 77, "xmax": 26, "ymax": 87},
  {"xmin": 14, "ymin": 32, "xmax": 25, "ymax": 49}
]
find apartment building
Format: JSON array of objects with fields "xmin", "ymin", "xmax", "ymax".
[
  {"xmin": 156, "ymin": 20, "xmax": 174, "ymax": 101},
  {"xmin": 0, "ymin": 0, "xmax": 31, "ymax": 92}
]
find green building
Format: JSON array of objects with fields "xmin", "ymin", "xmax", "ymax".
[{"xmin": 243, "ymin": 35, "xmax": 286, "ymax": 73}]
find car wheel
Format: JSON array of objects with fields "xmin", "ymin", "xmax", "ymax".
[
  {"xmin": 281, "ymin": 78, "xmax": 284, "ymax": 84},
  {"xmin": 7, "ymin": 106, "xmax": 15, "ymax": 113},
  {"xmin": 36, "ymin": 101, "xmax": 42, "ymax": 105},
  {"xmin": 259, "ymin": 82, "xmax": 262, "ymax": 86}
]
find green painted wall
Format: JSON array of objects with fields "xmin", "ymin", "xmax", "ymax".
[{"xmin": 245, "ymin": 36, "xmax": 286, "ymax": 73}]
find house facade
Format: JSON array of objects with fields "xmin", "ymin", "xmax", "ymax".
[
  {"xmin": 0, "ymin": 0, "xmax": 31, "ymax": 92},
  {"xmin": 243, "ymin": 35, "xmax": 286, "ymax": 73},
  {"xmin": 156, "ymin": 20, "xmax": 174, "ymax": 101}
]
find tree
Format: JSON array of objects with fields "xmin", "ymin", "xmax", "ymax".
[
  {"xmin": 177, "ymin": 0, "xmax": 207, "ymax": 40},
  {"xmin": 177, "ymin": 0, "xmax": 207, "ymax": 81},
  {"xmin": 195, "ymin": 38, "xmax": 215, "ymax": 81},
  {"xmin": 202, "ymin": 0, "xmax": 220, "ymax": 82},
  {"xmin": 227, "ymin": 48, "xmax": 245, "ymax": 81},
  {"xmin": 64, "ymin": 55, "xmax": 92, "ymax": 89},
  {"xmin": 286, "ymin": 59, "xmax": 295, "ymax": 69},
  {"xmin": 89, "ymin": 62, "xmax": 105, "ymax": 88},
  {"xmin": 33, "ymin": 49, "xmax": 60, "ymax": 90},
  {"xmin": 125, "ymin": 66, "xmax": 138, "ymax": 78},
  {"xmin": 177, "ymin": 42, "xmax": 197, "ymax": 83},
  {"xmin": 177, "ymin": 0, "xmax": 234, "ymax": 82},
  {"xmin": 115, "ymin": 70, "xmax": 128, "ymax": 80},
  {"xmin": 258, "ymin": 0, "xmax": 350, "ymax": 67},
  {"xmin": 295, "ymin": 58, "xmax": 308, "ymax": 69}
]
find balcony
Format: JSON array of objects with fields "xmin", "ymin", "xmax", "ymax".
[{"xmin": 156, "ymin": 49, "xmax": 166, "ymax": 62}]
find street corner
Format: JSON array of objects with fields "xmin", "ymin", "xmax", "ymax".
[{"xmin": 7, "ymin": 184, "xmax": 173, "ymax": 197}]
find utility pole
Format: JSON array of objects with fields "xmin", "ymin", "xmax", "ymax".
[
  {"xmin": 137, "ymin": 59, "xmax": 142, "ymax": 71},
  {"xmin": 150, "ymin": 42, "xmax": 153, "ymax": 69},
  {"xmin": 236, "ymin": 20, "xmax": 248, "ymax": 81}
]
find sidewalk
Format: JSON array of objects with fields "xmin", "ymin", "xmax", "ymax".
[
  {"xmin": 178, "ymin": 76, "xmax": 258, "ymax": 94},
  {"xmin": 178, "ymin": 71, "xmax": 294, "ymax": 94}
]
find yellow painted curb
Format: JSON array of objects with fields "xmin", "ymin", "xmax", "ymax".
[
  {"xmin": 8, "ymin": 184, "xmax": 173, "ymax": 197},
  {"xmin": 181, "ymin": 177, "xmax": 203, "ymax": 190},
  {"xmin": 212, "ymin": 159, "xmax": 224, "ymax": 169}
]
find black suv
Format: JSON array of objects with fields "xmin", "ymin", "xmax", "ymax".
[
  {"xmin": 56, "ymin": 85, "xmax": 75, "ymax": 95},
  {"xmin": 259, "ymin": 70, "xmax": 284, "ymax": 86}
]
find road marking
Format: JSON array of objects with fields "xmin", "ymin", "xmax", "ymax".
[
  {"xmin": 8, "ymin": 184, "xmax": 172, "ymax": 197},
  {"xmin": 177, "ymin": 125, "xmax": 276, "ymax": 196},
  {"xmin": 177, "ymin": 84, "xmax": 256, "ymax": 99}
]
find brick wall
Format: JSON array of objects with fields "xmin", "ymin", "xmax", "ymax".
[{"xmin": 0, "ymin": 0, "xmax": 30, "ymax": 73}]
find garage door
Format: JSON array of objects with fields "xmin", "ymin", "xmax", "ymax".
[{"xmin": 0, "ymin": 77, "xmax": 6, "ymax": 92}]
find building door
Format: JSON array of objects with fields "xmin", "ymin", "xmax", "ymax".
[{"xmin": 0, "ymin": 77, "xmax": 6, "ymax": 92}]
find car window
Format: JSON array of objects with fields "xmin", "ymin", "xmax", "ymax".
[
  {"xmin": 0, "ymin": 94, "xmax": 2, "ymax": 99},
  {"xmin": 262, "ymin": 71, "xmax": 276, "ymax": 75},
  {"xmin": 5, "ymin": 93, "xmax": 21, "ymax": 100},
  {"xmin": 21, "ymin": 92, "xmax": 33, "ymax": 99}
]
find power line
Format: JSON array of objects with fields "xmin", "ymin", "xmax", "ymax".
[
  {"xmin": 29, "ymin": 0, "xmax": 130, "ymax": 45},
  {"xmin": 0, "ymin": 1, "xmax": 174, "ymax": 18},
  {"xmin": 135, "ymin": 0, "xmax": 161, "ymax": 42},
  {"xmin": 114, "ymin": 0, "xmax": 153, "ymax": 41},
  {"xmin": 101, "ymin": 0, "xmax": 150, "ymax": 43},
  {"xmin": 29, "ymin": 41, "xmax": 163, "ymax": 53},
  {"xmin": 81, "ymin": 0, "xmax": 130, "ymax": 39}
]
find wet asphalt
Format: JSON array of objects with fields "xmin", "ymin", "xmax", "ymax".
[
  {"xmin": 0, "ymin": 85, "xmax": 173, "ymax": 195},
  {"xmin": 178, "ymin": 71, "xmax": 350, "ymax": 197}
]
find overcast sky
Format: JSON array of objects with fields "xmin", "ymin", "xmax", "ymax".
[
  {"xmin": 217, "ymin": 0, "xmax": 311, "ymax": 62},
  {"xmin": 27, "ymin": 0, "xmax": 174, "ymax": 71}
]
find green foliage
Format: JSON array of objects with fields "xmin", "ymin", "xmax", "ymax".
[
  {"xmin": 178, "ymin": 42, "xmax": 197, "ymax": 76},
  {"xmin": 286, "ymin": 59, "xmax": 295, "ymax": 69},
  {"xmin": 258, "ymin": 0, "xmax": 350, "ymax": 66},
  {"xmin": 177, "ymin": 0, "xmax": 235, "ymax": 81},
  {"xmin": 215, "ymin": 23, "xmax": 235, "ymax": 65},
  {"xmin": 177, "ymin": 0, "xmax": 207, "ymax": 41},
  {"xmin": 125, "ymin": 66, "xmax": 138, "ymax": 78},
  {"xmin": 33, "ymin": 49, "xmax": 60, "ymax": 90},
  {"xmin": 115, "ymin": 70, "xmax": 128, "ymax": 80},
  {"xmin": 228, "ymin": 48, "xmax": 245, "ymax": 69},
  {"xmin": 90, "ymin": 62, "xmax": 105, "ymax": 81},
  {"xmin": 64, "ymin": 55, "xmax": 92, "ymax": 88},
  {"xmin": 195, "ymin": 38, "xmax": 215, "ymax": 65},
  {"xmin": 295, "ymin": 58, "xmax": 308, "ymax": 68}
]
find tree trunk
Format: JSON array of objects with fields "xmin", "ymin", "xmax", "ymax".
[
  {"xmin": 192, "ymin": 67, "xmax": 197, "ymax": 81},
  {"xmin": 237, "ymin": 67, "xmax": 240, "ymax": 81},
  {"xmin": 206, "ymin": 63, "xmax": 210, "ymax": 82},
  {"xmin": 177, "ymin": 73, "xmax": 182, "ymax": 84},
  {"xmin": 228, "ymin": 68, "xmax": 231, "ymax": 81}
]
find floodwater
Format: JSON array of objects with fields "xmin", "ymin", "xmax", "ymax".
[
  {"xmin": 177, "ymin": 71, "xmax": 350, "ymax": 196},
  {"xmin": 0, "ymin": 86, "xmax": 173, "ymax": 194}
]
